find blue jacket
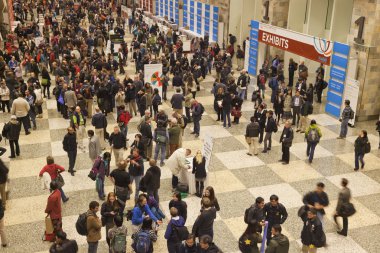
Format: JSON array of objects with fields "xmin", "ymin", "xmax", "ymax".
[
  {"xmin": 131, "ymin": 204, "xmax": 158, "ymax": 225},
  {"xmin": 164, "ymin": 216, "xmax": 185, "ymax": 240}
]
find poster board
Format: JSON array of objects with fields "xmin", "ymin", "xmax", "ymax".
[
  {"xmin": 244, "ymin": 39, "xmax": 250, "ymax": 71},
  {"xmin": 144, "ymin": 64, "xmax": 163, "ymax": 97},
  {"xmin": 342, "ymin": 78, "xmax": 360, "ymax": 126},
  {"xmin": 202, "ymin": 134, "xmax": 214, "ymax": 170},
  {"xmin": 183, "ymin": 41, "xmax": 191, "ymax": 52}
]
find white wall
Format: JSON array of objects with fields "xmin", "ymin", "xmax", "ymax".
[
  {"xmin": 228, "ymin": 0, "xmax": 243, "ymax": 44},
  {"xmin": 329, "ymin": 0, "xmax": 353, "ymax": 43}
]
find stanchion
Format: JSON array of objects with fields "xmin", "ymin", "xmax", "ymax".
[{"xmin": 260, "ymin": 221, "xmax": 269, "ymax": 253}]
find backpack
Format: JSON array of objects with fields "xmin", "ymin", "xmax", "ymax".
[
  {"xmin": 364, "ymin": 142, "xmax": 371, "ymax": 154},
  {"xmin": 244, "ymin": 205, "xmax": 255, "ymax": 224},
  {"xmin": 75, "ymin": 213, "xmax": 88, "ymax": 236},
  {"xmin": 349, "ymin": 109, "xmax": 355, "ymax": 120},
  {"xmin": 307, "ymin": 128, "xmax": 320, "ymax": 143},
  {"xmin": 172, "ymin": 224, "xmax": 190, "ymax": 242},
  {"xmin": 199, "ymin": 103, "xmax": 205, "ymax": 115},
  {"xmin": 135, "ymin": 231, "xmax": 151, "ymax": 253},
  {"xmin": 273, "ymin": 123, "xmax": 278, "ymax": 133},
  {"xmin": 111, "ymin": 230, "xmax": 127, "ymax": 252},
  {"xmin": 1, "ymin": 123, "xmax": 9, "ymax": 139}
]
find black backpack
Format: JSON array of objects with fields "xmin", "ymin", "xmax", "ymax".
[
  {"xmin": 1, "ymin": 123, "xmax": 10, "ymax": 139},
  {"xmin": 365, "ymin": 142, "xmax": 371, "ymax": 154},
  {"xmin": 172, "ymin": 224, "xmax": 190, "ymax": 242},
  {"xmin": 76, "ymin": 213, "xmax": 88, "ymax": 236},
  {"xmin": 199, "ymin": 103, "xmax": 205, "ymax": 115},
  {"xmin": 244, "ymin": 205, "xmax": 255, "ymax": 224}
]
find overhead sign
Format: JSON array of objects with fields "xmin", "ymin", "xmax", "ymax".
[{"xmin": 257, "ymin": 22, "xmax": 333, "ymax": 65}]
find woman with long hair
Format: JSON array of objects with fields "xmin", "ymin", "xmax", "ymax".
[
  {"xmin": 192, "ymin": 150, "xmax": 207, "ymax": 197},
  {"xmin": 101, "ymin": 192, "xmax": 120, "ymax": 249},
  {"xmin": 214, "ymin": 87, "xmax": 224, "ymax": 121},
  {"xmin": 201, "ymin": 186, "xmax": 220, "ymax": 211}
]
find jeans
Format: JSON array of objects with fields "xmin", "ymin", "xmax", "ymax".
[
  {"xmin": 238, "ymin": 89, "xmax": 246, "ymax": 100},
  {"xmin": 59, "ymin": 187, "xmax": 68, "ymax": 201},
  {"xmin": 340, "ymin": 118, "xmax": 349, "ymax": 138},
  {"xmin": 130, "ymin": 175, "xmax": 142, "ymax": 200},
  {"xmin": 307, "ymin": 142, "xmax": 317, "ymax": 162},
  {"xmin": 147, "ymin": 189, "xmax": 159, "ymax": 203},
  {"xmin": 193, "ymin": 119, "xmax": 200, "ymax": 135},
  {"xmin": 17, "ymin": 116, "xmax": 31, "ymax": 133},
  {"xmin": 29, "ymin": 108, "xmax": 37, "ymax": 128},
  {"xmin": 97, "ymin": 178, "xmax": 105, "ymax": 199},
  {"xmin": 88, "ymin": 241, "xmax": 99, "ymax": 253},
  {"xmin": 354, "ymin": 152, "xmax": 365, "ymax": 169},
  {"xmin": 223, "ymin": 110, "xmax": 231, "ymax": 127},
  {"xmin": 317, "ymin": 212, "xmax": 325, "ymax": 228},
  {"xmin": 67, "ymin": 150, "xmax": 77, "ymax": 172},
  {"xmin": 9, "ymin": 140, "xmax": 19, "ymax": 157},
  {"xmin": 154, "ymin": 143, "xmax": 166, "ymax": 163},
  {"xmin": 292, "ymin": 107, "xmax": 301, "ymax": 128},
  {"xmin": 263, "ymin": 132, "xmax": 272, "ymax": 151}
]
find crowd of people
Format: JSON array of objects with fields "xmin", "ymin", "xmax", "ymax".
[{"xmin": 0, "ymin": 0, "xmax": 378, "ymax": 253}]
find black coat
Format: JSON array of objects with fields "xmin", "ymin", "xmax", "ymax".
[
  {"xmin": 0, "ymin": 160, "xmax": 9, "ymax": 184},
  {"xmin": 4, "ymin": 121, "xmax": 21, "ymax": 140},
  {"xmin": 144, "ymin": 166, "xmax": 161, "ymax": 192},
  {"xmin": 264, "ymin": 203, "xmax": 288, "ymax": 225},
  {"xmin": 192, "ymin": 157, "xmax": 207, "ymax": 179},
  {"xmin": 280, "ymin": 127, "xmax": 294, "ymax": 147},
  {"xmin": 301, "ymin": 217, "xmax": 324, "ymax": 247},
  {"xmin": 354, "ymin": 136, "xmax": 368, "ymax": 155},
  {"xmin": 265, "ymin": 117, "xmax": 277, "ymax": 133},
  {"xmin": 62, "ymin": 133, "xmax": 77, "ymax": 152},
  {"xmin": 100, "ymin": 201, "xmax": 120, "ymax": 226},
  {"xmin": 169, "ymin": 200, "xmax": 188, "ymax": 222},
  {"xmin": 49, "ymin": 240, "xmax": 78, "ymax": 253}
]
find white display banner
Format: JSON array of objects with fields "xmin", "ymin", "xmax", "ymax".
[
  {"xmin": 202, "ymin": 134, "xmax": 214, "ymax": 170},
  {"xmin": 343, "ymin": 78, "xmax": 360, "ymax": 126},
  {"xmin": 183, "ymin": 41, "xmax": 191, "ymax": 52},
  {"xmin": 244, "ymin": 39, "xmax": 250, "ymax": 71},
  {"xmin": 144, "ymin": 64, "xmax": 163, "ymax": 97}
]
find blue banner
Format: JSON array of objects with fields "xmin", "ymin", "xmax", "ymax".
[
  {"xmin": 333, "ymin": 42, "xmax": 350, "ymax": 56},
  {"xmin": 328, "ymin": 79, "xmax": 344, "ymax": 94},
  {"xmin": 330, "ymin": 67, "xmax": 346, "ymax": 82},
  {"xmin": 325, "ymin": 103, "xmax": 341, "ymax": 118},
  {"xmin": 327, "ymin": 91, "xmax": 343, "ymax": 106},
  {"xmin": 332, "ymin": 55, "xmax": 348, "ymax": 69}
]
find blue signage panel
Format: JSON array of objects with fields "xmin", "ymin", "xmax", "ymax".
[
  {"xmin": 325, "ymin": 103, "xmax": 341, "ymax": 118},
  {"xmin": 251, "ymin": 20, "xmax": 259, "ymax": 29},
  {"xmin": 327, "ymin": 91, "xmax": 343, "ymax": 106},
  {"xmin": 331, "ymin": 55, "xmax": 348, "ymax": 69},
  {"xmin": 330, "ymin": 67, "xmax": 346, "ymax": 82},
  {"xmin": 328, "ymin": 79, "xmax": 344, "ymax": 94},
  {"xmin": 333, "ymin": 42, "xmax": 350, "ymax": 56}
]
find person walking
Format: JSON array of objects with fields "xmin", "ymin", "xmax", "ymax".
[
  {"xmin": 265, "ymin": 224, "xmax": 290, "ymax": 253},
  {"xmin": 86, "ymin": 201, "xmax": 102, "ymax": 253},
  {"xmin": 165, "ymin": 207, "xmax": 186, "ymax": 253},
  {"xmin": 337, "ymin": 100, "xmax": 354, "ymax": 139},
  {"xmin": 264, "ymin": 195, "xmax": 288, "ymax": 245},
  {"xmin": 127, "ymin": 148, "xmax": 144, "ymax": 201},
  {"xmin": 45, "ymin": 181, "xmax": 62, "ymax": 238},
  {"xmin": 245, "ymin": 116, "xmax": 260, "ymax": 156},
  {"xmin": 110, "ymin": 160, "xmax": 133, "ymax": 216},
  {"xmin": 88, "ymin": 130, "xmax": 101, "ymax": 163},
  {"xmin": 153, "ymin": 120, "xmax": 169, "ymax": 167},
  {"xmin": 25, "ymin": 89, "xmax": 37, "ymax": 130},
  {"xmin": 302, "ymin": 182, "xmax": 329, "ymax": 226},
  {"xmin": 301, "ymin": 208, "xmax": 325, "ymax": 253},
  {"xmin": 304, "ymin": 120, "xmax": 322, "ymax": 163},
  {"xmin": 92, "ymin": 152, "xmax": 111, "ymax": 201},
  {"xmin": 101, "ymin": 192, "xmax": 120, "ymax": 250},
  {"xmin": 11, "ymin": 93, "xmax": 31, "ymax": 135},
  {"xmin": 334, "ymin": 178, "xmax": 353, "ymax": 237},
  {"xmin": 2, "ymin": 115, "xmax": 21, "ymax": 158},
  {"xmin": 109, "ymin": 126, "xmax": 127, "ymax": 164},
  {"xmin": 238, "ymin": 223, "xmax": 262, "ymax": 253},
  {"xmin": 39, "ymin": 156, "xmax": 69, "ymax": 203},
  {"xmin": 354, "ymin": 130, "xmax": 369, "ymax": 171},
  {"xmin": 92, "ymin": 107, "xmax": 108, "ymax": 150},
  {"xmin": 279, "ymin": 121, "xmax": 294, "ymax": 165},
  {"xmin": 262, "ymin": 110, "xmax": 277, "ymax": 153},
  {"xmin": 62, "ymin": 127, "xmax": 77, "ymax": 176},
  {"xmin": 143, "ymin": 159, "xmax": 161, "ymax": 203}
]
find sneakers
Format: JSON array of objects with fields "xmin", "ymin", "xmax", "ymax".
[{"xmin": 246, "ymin": 153, "xmax": 252, "ymax": 156}]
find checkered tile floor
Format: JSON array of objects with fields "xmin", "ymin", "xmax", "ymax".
[{"xmin": 1, "ymin": 36, "xmax": 380, "ymax": 253}]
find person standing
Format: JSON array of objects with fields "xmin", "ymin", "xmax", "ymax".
[
  {"xmin": 236, "ymin": 45, "xmax": 245, "ymax": 71},
  {"xmin": 92, "ymin": 152, "xmax": 111, "ymax": 201},
  {"xmin": 87, "ymin": 201, "xmax": 102, "ymax": 253},
  {"xmin": 25, "ymin": 89, "xmax": 37, "ymax": 130},
  {"xmin": 166, "ymin": 148, "xmax": 191, "ymax": 191},
  {"xmin": 269, "ymin": 75, "xmax": 279, "ymax": 104},
  {"xmin": 303, "ymin": 183, "xmax": 329, "ymax": 226},
  {"xmin": 301, "ymin": 209, "xmax": 325, "ymax": 253},
  {"xmin": 334, "ymin": 178, "xmax": 352, "ymax": 237},
  {"xmin": 64, "ymin": 86, "xmax": 77, "ymax": 113},
  {"xmin": 92, "ymin": 107, "xmax": 108, "ymax": 150},
  {"xmin": 237, "ymin": 70, "xmax": 249, "ymax": 100},
  {"xmin": 244, "ymin": 197, "xmax": 265, "ymax": 233},
  {"xmin": 254, "ymin": 104, "xmax": 267, "ymax": 144},
  {"xmin": 88, "ymin": 130, "xmax": 101, "ymax": 163},
  {"xmin": 292, "ymin": 90, "xmax": 303, "ymax": 131},
  {"xmin": 127, "ymin": 148, "xmax": 144, "ymax": 201},
  {"xmin": 71, "ymin": 106, "xmax": 86, "ymax": 150},
  {"xmin": 288, "ymin": 58, "xmax": 297, "ymax": 88},
  {"xmin": 165, "ymin": 207, "xmax": 186, "ymax": 253},
  {"xmin": 62, "ymin": 127, "xmax": 77, "ymax": 176},
  {"xmin": 238, "ymin": 223, "xmax": 262, "ymax": 253},
  {"xmin": 0, "ymin": 160, "xmax": 8, "ymax": 210},
  {"xmin": 231, "ymin": 93, "xmax": 243, "ymax": 125},
  {"xmin": 192, "ymin": 198, "xmax": 217, "ymax": 239},
  {"xmin": 279, "ymin": 121, "xmax": 294, "ymax": 165},
  {"xmin": 245, "ymin": 117, "xmax": 260, "ymax": 156},
  {"xmin": 153, "ymin": 121, "xmax": 169, "ymax": 167},
  {"xmin": 49, "ymin": 231, "xmax": 78, "ymax": 253},
  {"xmin": 3, "ymin": 115, "xmax": 21, "ymax": 158},
  {"xmin": 264, "ymin": 195, "xmax": 288, "ymax": 245},
  {"xmin": 222, "ymin": 92, "xmax": 232, "ymax": 128},
  {"xmin": 376, "ymin": 120, "xmax": 380, "ymax": 149},
  {"xmin": 140, "ymin": 116, "xmax": 153, "ymax": 160},
  {"xmin": 101, "ymin": 192, "xmax": 120, "ymax": 250},
  {"xmin": 354, "ymin": 130, "xmax": 369, "ymax": 171},
  {"xmin": 45, "ymin": 181, "xmax": 62, "ymax": 238},
  {"xmin": 109, "ymin": 126, "xmax": 127, "ymax": 164},
  {"xmin": 305, "ymin": 120, "xmax": 322, "ymax": 163},
  {"xmin": 144, "ymin": 159, "xmax": 161, "ymax": 203},
  {"xmin": 39, "ymin": 156, "xmax": 69, "ymax": 203},
  {"xmin": 110, "ymin": 160, "xmax": 133, "ymax": 216},
  {"xmin": 262, "ymin": 110, "xmax": 277, "ymax": 153},
  {"xmin": 265, "ymin": 224, "xmax": 290, "ymax": 253},
  {"xmin": 192, "ymin": 150, "xmax": 207, "ymax": 197},
  {"xmin": 191, "ymin": 100, "xmax": 203, "ymax": 138},
  {"xmin": 168, "ymin": 119, "xmax": 181, "ymax": 155},
  {"xmin": 0, "ymin": 81, "xmax": 10, "ymax": 113},
  {"xmin": 108, "ymin": 215, "xmax": 128, "ymax": 253},
  {"xmin": 11, "ymin": 93, "xmax": 31, "ymax": 135},
  {"xmin": 337, "ymin": 100, "xmax": 354, "ymax": 139},
  {"xmin": 171, "ymin": 88, "xmax": 185, "ymax": 116},
  {"xmin": 117, "ymin": 105, "xmax": 132, "ymax": 140}
]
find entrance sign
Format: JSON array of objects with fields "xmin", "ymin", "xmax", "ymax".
[{"xmin": 257, "ymin": 22, "xmax": 333, "ymax": 65}]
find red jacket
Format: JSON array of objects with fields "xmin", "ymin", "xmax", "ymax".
[
  {"xmin": 118, "ymin": 111, "xmax": 132, "ymax": 125},
  {"xmin": 39, "ymin": 164, "xmax": 65, "ymax": 180},
  {"xmin": 45, "ymin": 189, "xmax": 62, "ymax": 219}
]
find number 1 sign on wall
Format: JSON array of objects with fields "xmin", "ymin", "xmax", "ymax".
[{"xmin": 354, "ymin": 16, "xmax": 365, "ymax": 45}]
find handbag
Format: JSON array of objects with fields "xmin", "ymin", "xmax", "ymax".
[
  {"xmin": 53, "ymin": 172, "xmax": 65, "ymax": 188},
  {"xmin": 88, "ymin": 170, "xmax": 97, "ymax": 181},
  {"xmin": 45, "ymin": 216, "xmax": 54, "ymax": 234},
  {"xmin": 41, "ymin": 78, "xmax": 49, "ymax": 86},
  {"xmin": 245, "ymin": 136, "xmax": 251, "ymax": 144},
  {"xmin": 339, "ymin": 203, "xmax": 356, "ymax": 217},
  {"xmin": 57, "ymin": 94, "xmax": 64, "ymax": 105},
  {"xmin": 232, "ymin": 108, "xmax": 242, "ymax": 118}
]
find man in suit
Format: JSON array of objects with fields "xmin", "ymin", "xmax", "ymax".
[{"xmin": 88, "ymin": 130, "xmax": 101, "ymax": 163}]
